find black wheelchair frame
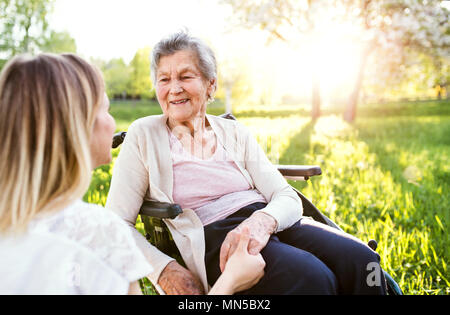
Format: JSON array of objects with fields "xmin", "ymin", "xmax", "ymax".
[{"xmin": 112, "ymin": 113, "xmax": 403, "ymax": 295}]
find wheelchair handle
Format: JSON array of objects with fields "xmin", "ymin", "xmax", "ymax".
[
  {"xmin": 368, "ymin": 239, "xmax": 378, "ymax": 251},
  {"xmin": 139, "ymin": 200, "xmax": 183, "ymax": 219}
]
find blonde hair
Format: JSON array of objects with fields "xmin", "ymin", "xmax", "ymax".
[{"xmin": 0, "ymin": 53, "xmax": 104, "ymax": 234}]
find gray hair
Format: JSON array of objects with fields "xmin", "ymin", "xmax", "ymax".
[{"xmin": 151, "ymin": 31, "xmax": 217, "ymax": 101}]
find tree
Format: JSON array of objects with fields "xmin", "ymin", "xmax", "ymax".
[
  {"xmin": 102, "ymin": 58, "xmax": 131, "ymax": 99},
  {"xmin": 223, "ymin": 0, "xmax": 450, "ymax": 122},
  {"xmin": 0, "ymin": 0, "xmax": 55, "ymax": 69},
  {"xmin": 340, "ymin": 0, "xmax": 450, "ymax": 121},
  {"xmin": 364, "ymin": 46, "xmax": 450, "ymax": 101},
  {"xmin": 128, "ymin": 47, "xmax": 154, "ymax": 99},
  {"xmin": 0, "ymin": 0, "xmax": 54, "ymax": 55},
  {"xmin": 40, "ymin": 30, "xmax": 77, "ymax": 54}
]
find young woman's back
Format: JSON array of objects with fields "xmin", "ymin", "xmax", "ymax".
[
  {"xmin": 0, "ymin": 199, "xmax": 151, "ymax": 294},
  {"xmin": 0, "ymin": 54, "xmax": 150, "ymax": 294}
]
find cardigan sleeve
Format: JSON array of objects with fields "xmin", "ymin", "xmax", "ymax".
[
  {"xmin": 236, "ymin": 121, "xmax": 303, "ymax": 232},
  {"xmin": 105, "ymin": 122, "xmax": 175, "ymax": 286}
]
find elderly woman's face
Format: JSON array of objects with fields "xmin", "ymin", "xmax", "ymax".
[{"xmin": 155, "ymin": 50, "xmax": 214, "ymax": 123}]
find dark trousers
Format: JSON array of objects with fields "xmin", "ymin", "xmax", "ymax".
[{"xmin": 204, "ymin": 202, "xmax": 387, "ymax": 295}]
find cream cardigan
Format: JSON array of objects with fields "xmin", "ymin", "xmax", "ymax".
[{"xmin": 105, "ymin": 114, "xmax": 303, "ymax": 292}]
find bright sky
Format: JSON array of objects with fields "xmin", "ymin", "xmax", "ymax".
[
  {"xmin": 49, "ymin": 0, "xmax": 314, "ymax": 101},
  {"xmin": 50, "ymin": 0, "xmax": 244, "ymax": 63}
]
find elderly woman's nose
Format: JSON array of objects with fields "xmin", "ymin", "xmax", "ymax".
[{"xmin": 169, "ymin": 80, "xmax": 184, "ymax": 94}]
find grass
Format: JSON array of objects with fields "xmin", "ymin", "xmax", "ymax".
[{"xmin": 84, "ymin": 99, "xmax": 450, "ymax": 295}]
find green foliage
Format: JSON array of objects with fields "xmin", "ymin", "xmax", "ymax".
[
  {"xmin": 128, "ymin": 47, "xmax": 154, "ymax": 99},
  {"xmin": 93, "ymin": 48, "xmax": 156, "ymax": 100},
  {"xmin": 139, "ymin": 277, "xmax": 158, "ymax": 295},
  {"xmin": 102, "ymin": 58, "xmax": 130, "ymax": 98},
  {"xmin": 0, "ymin": 0, "xmax": 77, "ymax": 70},
  {"xmin": 0, "ymin": 0, "xmax": 54, "ymax": 56},
  {"xmin": 85, "ymin": 99, "xmax": 449, "ymax": 295},
  {"xmin": 39, "ymin": 30, "xmax": 77, "ymax": 54},
  {"xmin": 364, "ymin": 48, "xmax": 450, "ymax": 101}
]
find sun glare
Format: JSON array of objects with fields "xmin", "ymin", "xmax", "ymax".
[
  {"xmin": 269, "ymin": 18, "xmax": 365, "ymax": 107},
  {"xmin": 309, "ymin": 19, "xmax": 365, "ymax": 106}
]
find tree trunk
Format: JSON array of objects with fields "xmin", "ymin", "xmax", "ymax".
[
  {"xmin": 23, "ymin": 24, "xmax": 31, "ymax": 53},
  {"xmin": 311, "ymin": 72, "xmax": 320, "ymax": 120},
  {"xmin": 343, "ymin": 45, "xmax": 371, "ymax": 123},
  {"xmin": 437, "ymin": 85, "xmax": 442, "ymax": 100},
  {"xmin": 23, "ymin": 12, "xmax": 33, "ymax": 53}
]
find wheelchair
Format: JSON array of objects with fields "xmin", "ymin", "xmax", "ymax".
[{"xmin": 112, "ymin": 113, "xmax": 403, "ymax": 295}]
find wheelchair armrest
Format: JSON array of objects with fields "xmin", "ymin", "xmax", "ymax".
[
  {"xmin": 139, "ymin": 200, "xmax": 183, "ymax": 219},
  {"xmin": 275, "ymin": 165, "xmax": 322, "ymax": 180},
  {"xmin": 219, "ymin": 112, "xmax": 237, "ymax": 120}
]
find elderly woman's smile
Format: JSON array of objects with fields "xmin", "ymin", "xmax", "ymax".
[{"xmin": 170, "ymin": 99, "xmax": 189, "ymax": 105}]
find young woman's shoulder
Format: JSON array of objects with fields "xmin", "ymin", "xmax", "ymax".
[
  {"xmin": 29, "ymin": 200, "xmax": 153, "ymax": 285},
  {"xmin": 0, "ymin": 200, "xmax": 152, "ymax": 294},
  {"xmin": 0, "ymin": 230, "xmax": 130, "ymax": 294}
]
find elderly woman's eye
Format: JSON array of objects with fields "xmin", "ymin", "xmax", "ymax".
[{"xmin": 159, "ymin": 78, "xmax": 169, "ymax": 83}]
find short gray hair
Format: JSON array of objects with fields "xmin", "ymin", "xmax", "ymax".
[{"xmin": 151, "ymin": 31, "xmax": 217, "ymax": 99}]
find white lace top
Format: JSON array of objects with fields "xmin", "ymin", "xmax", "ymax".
[{"xmin": 0, "ymin": 200, "xmax": 153, "ymax": 295}]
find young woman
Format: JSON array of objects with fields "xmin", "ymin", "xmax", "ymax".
[{"xmin": 0, "ymin": 53, "xmax": 264, "ymax": 295}]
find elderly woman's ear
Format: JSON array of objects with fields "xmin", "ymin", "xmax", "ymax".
[{"xmin": 207, "ymin": 78, "xmax": 217, "ymax": 102}]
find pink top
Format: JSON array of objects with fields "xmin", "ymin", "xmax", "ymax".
[{"xmin": 168, "ymin": 127, "xmax": 266, "ymax": 226}]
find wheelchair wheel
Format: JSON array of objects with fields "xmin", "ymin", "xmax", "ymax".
[{"xmin": 384, "ymin": 271, "xmax": 403, "ymax": 295}]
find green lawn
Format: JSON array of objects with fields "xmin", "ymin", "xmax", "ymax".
[{"xmin": 84, "ymin": 99, "xmax": 450, "ymax": 295}]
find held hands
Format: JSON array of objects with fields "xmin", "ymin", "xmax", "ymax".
[
  {"xmin": 157, "ymin": 212, "xmax": 275, "ymax": 295},
  {"xmin": 219, "ymin": 226, "xmax": 266, "ymax": 294},
  {"xmin": 220, "ymin": 212, "xmax": 276, "ymax": 273}
]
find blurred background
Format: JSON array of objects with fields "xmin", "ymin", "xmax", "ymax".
[
  {"xmin": 1, "ymin": 0, "xmax": 449, "ymax": 116},
  {"xmin": 1, "ymin": 0, "xmax": 449, "ymax": 295}
]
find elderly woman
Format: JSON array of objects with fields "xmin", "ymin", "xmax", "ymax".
[{"xmin": 106, "ymin": 31, "xmax": 386, "ymax": 295}]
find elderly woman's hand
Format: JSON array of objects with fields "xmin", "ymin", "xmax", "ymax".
[
  {"xmin": 158, "ymin": 261, "xmax": 205, "ymax": 295},
  {"xmin": 219, "ymin": 212, "xmax": 276, "ymax": 273}
]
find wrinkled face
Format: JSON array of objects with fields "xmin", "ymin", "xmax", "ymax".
[
  {"xmin": 155, "ymin": 50, "xmax": 215, "ymax": 123},
  {"xmin": 89, "ymin": 93, "xmax": 116, "ymax": 168}
]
